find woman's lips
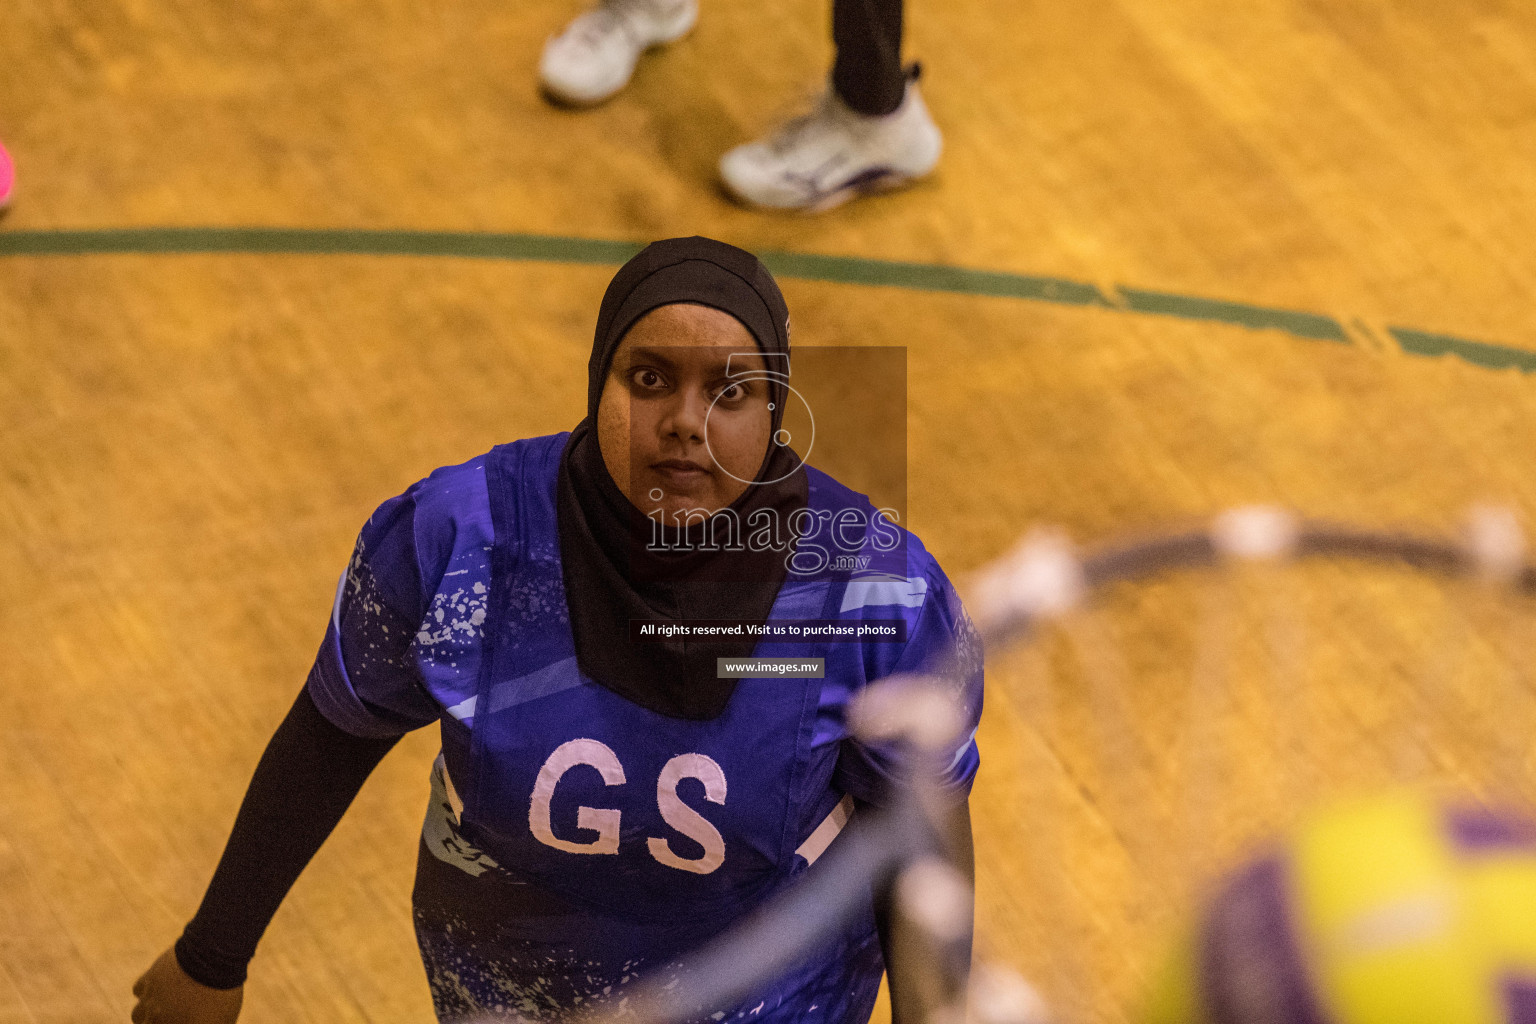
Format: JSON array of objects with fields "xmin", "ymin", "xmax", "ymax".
[{"xmin": 650, "ymin": 459, "xmax": 711, "ymax": 485}]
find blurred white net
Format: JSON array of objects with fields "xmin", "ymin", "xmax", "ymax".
[{"xmin": 968, "ymin": 505, "xmax": 1536, "ymax": 1024}]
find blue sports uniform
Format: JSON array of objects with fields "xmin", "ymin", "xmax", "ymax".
[{"xmin": 306, "ymin": 433, "xmax": 983, "ymax": 1022}]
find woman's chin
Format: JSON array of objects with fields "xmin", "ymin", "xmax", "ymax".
[
  {"xmin": 646, "ymin": 496, "xmax": 731, "ymax": 520},
  {"xmin": 632, "ymin": 473, "xmax": 737, "ymax": 518}
]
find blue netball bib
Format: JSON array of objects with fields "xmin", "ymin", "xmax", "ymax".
[{"xmin": 458, "ymin": 434, "xmax": 852, "ymax": 938}]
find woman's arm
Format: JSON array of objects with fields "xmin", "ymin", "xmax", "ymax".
[
  {"xmin": 875, "ymin": 800, "xmax": 974, "ymax": 1024},
  {"xmin": 131, "ymin": 687, "xmax": 400, "ymax": 1022}
]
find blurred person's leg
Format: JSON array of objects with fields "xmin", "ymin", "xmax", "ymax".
[
  {"xmin": 0, "ymin": 136, "xmax": 14, "ymax": 209},
  {"xmin": 832, "ymin": 0, "xmax": 905, "ymax": 117},
  {"xmin": 719, "ymin": 0, "xmax": 941, "ymax": 212},
  {"xmin": 539, "ymin": 0, "xmax": 696, "ymax": 107}
]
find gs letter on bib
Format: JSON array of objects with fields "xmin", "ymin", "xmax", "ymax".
[
  {"xmin": 648, "ymin": 753, "xmax": 727, "ymax": 875},
  {"xmin": 528, "ymin": 740, "xmax": 729, "ymax": 875},
  {"xmin": 529, "ymin": 738, "xmax": 626, "ymax": 855}
]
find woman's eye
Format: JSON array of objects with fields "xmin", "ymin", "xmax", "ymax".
[
  {"xmin": 716, "ymin": 379, "xmax": 758, "ymax": 403},
  {"xmin": 632, "ymin": 368, "xmax": 665, "ymax": 389}
]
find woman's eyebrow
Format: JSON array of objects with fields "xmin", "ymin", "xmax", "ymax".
[
  {"xmin": 625, "ymin": 346, "xmax": 760, "ymax": 376},
  {"xmin": 622, "ymin": 346, "xmax": 681, "ymax": 369}
]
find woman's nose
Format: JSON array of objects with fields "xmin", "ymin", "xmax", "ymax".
[{"xmin": 662, "ymin": 388, "xmax": 709, "ymax": 442}]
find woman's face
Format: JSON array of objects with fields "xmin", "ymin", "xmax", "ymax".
[{"xmin": 597, "ymin": 303, "xmax": 773, "ymax": 518}]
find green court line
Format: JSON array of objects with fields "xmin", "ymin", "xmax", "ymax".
[
  {"xmin": 0, "ymin": 227, "xmax": 1112, "ymax": 307},
  {"xmin": 0, "ymin": 227, "xmax": 1527, "ymax": 374},
  {"xmin": 756, "ymin": 249, "xmax": 1113, "ymax": 307},
  {"xmin": 1116, "ymin": 286, "xmax": 1349, "ymax": 343},
  {"xmin": 1390, "ymin": 328, "xmax": 1536, "ymax": 374},
  {"xmin": 0, "ymin": 227, "xmax": 646, "ymax": 264}
]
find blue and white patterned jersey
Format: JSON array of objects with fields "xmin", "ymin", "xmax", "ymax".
[{"xmin": 305, "ymin": 433, "xmax": 982, "ymax": 1023}]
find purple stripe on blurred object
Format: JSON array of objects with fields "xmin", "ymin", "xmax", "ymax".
[
  {"xmin": 1504, "ymin": 975, "xmax": 1536, "ymax": 1024},
  {"xmin": 1200, "ymin": 853, "xmax": 1332, "ymax": 1024},
  {"xmin": 1445, "ymin": 805, "xmax": 1536, "ymax": 854}
]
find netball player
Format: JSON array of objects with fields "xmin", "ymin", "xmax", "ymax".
[
  {"xmin": 130, "ymin": 236, "xmax": 982, "ymax": 1023},
  {"xmin": 538, "ymin": 0, "xmax": 938, "ymax": 212}
]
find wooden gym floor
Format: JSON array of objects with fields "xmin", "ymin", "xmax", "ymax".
[{"xmin": 4, "ymin": 0, "xmax": 1536, "ymax": 1020}]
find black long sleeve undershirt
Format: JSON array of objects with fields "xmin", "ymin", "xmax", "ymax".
[{"xmin": 174, "ymin": 687, "xmax": 401, "ymax": 989}]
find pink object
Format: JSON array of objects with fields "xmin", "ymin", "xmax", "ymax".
[{"xmin": 0, "ymin": 138, "xmax": 13, "ymax": 209}]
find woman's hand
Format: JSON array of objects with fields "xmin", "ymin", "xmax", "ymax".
[{"xmin": 130, "ymin": 947, "xmax": 243, "ymax": 1024}]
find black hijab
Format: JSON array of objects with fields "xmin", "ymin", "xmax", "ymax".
[{"xmin": 556, "ymin": 237, "xmax": 809, "ymax": 720}]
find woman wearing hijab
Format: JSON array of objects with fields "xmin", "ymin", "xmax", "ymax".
[{"xmin": 130, "ymin": 237, "xmax": 983, "ymax": 1024}]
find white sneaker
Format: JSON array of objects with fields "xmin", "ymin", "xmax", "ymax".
[
  {"xmin": 539, "ymin": 0, "xmax": 698, "ymax": 107},
  {"xmin": 718, "ymin": 82, "xmax": 942, "ymax": 211}
]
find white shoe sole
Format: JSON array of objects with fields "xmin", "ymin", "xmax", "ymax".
[
  {"xmin": 720, "ymin": 143, "xmax": 941, "ymax": 213},
  {"xmin": 719, "ymin": 166, "xmax": 929, "ymax": 213},
  {"xmin": 805, "ymin": 164, "xmax": 934, "ymax": 212}
]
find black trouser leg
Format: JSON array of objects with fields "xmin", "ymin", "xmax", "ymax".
[{"xmin": 831, "ymin": 0, "xmax": 906, "ymax": 117}]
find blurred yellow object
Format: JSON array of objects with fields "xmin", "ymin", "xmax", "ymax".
[{"xmin": 1144, "ymin": 790, "xmax": 1536, "ymax": 1024}]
